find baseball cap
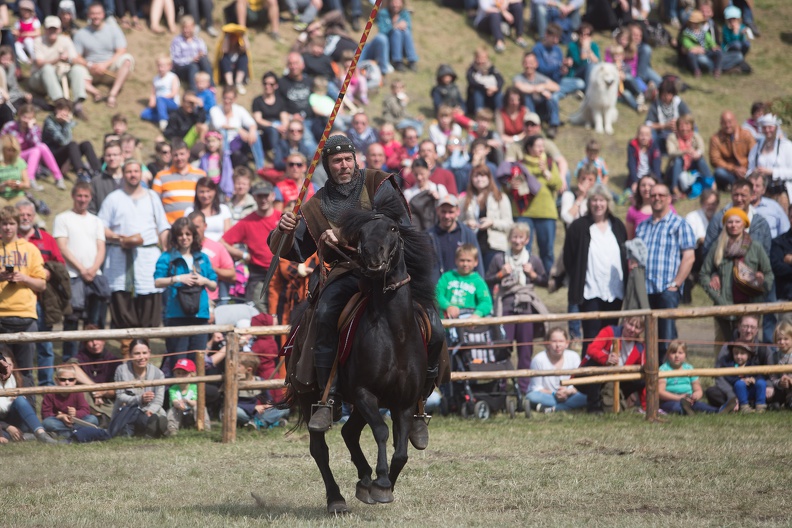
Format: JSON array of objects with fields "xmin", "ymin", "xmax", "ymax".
[
  {"xmin": 173, "ymin": 358, "xmax": 196, "ymax": 373},
  {"xmin": 524, "ymin": 112, "xmax": 541, "ymax": 126},
  {"xmin": 250, "ymin": 181, "xmax": 274, "ymax": 196},
  {"xmin": 19, "ymin": 0, "xmax": 35, "ymax": 11},
  {"xmin": 44, "ymin": 16, "xmax": 62, "ymax": 29},
  {"xmin": 437, "ymin": 195, "xmax": 459, "ymax": 208}
]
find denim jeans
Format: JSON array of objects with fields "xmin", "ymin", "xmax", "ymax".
[
  {"xmin": 173, "ymin": 57, "xmax": 215, "ymax": 91},
  {"xmin": 685, "ymin": 50, "xmax": 723, "ymax": 74},
  {"xmin": 648, "ymin": 289, "xmax": 681, "ymax": 362},
  {"xmin": 531, "ymin": 4, "xmax": 580, "ymax": 39},
  {"xmin": 478, "ymin": 2, "xmax": 524, "ymax": 41},
  {"xmin": 668, "ymin": 156, "xmax": 712, "ymax": 193},
  {"xmin": 516, "ymin": 217, "xmax": 556, "ymax": 277},
  {"xmin": 552, "ymin": 77, "xmax": 585, "ymax": 104},
  {"xmin": 237, "ymin": 406, "xmax": 290, "ymax": 427},
  {"xmin": 141, "ymin": 97, "xmax": 180, "ymax": 123},
  {"xmin": 660, "ymin": 399, "xmax": 720, "ymax": 414},
  {"xmin": 42, "ymin": 414, "xmax": 99, "ymax": 435},
  {"xmin": 162, "ymin": 318, "xmax": 209, "ymax": 377},
  {"xmin": 219, "ymin": 53, "xmax": 249, "ymax": 83},
  {"xmin": 360, "ymin": 34, "xmax": 390, "ymax": 74},
  {"xmin": 36, "ymin": 302, "xmax": 54, "ymax": 387},
  {"xmin": 228, "ymin": 134, "xmax": 266, "ymax": 171},
  {"xmin": 523, "ymin": 94, "xmax": 560, "ymax": 127},
  {"xmin": 526, "ymin": 389, "xmax": 587, "ymax": 411},
  {"xmin": 713, "ymin": 167, "xmax": 737, "ymax": 189},
  {"xmin": 734, "ymin": 377, "xmax": 767, "ymax": 405},
  {"xmin": 636, "ymin": 43, "xmax": 663, "ymax": 86},
  {"xmin": 567, "ymin": 302, "xmax": 581, "ymax": 339},
  {"xmin": 388, "ymin": 28, "xmax": 419, "ymax": 64},
  {"xmin": 469, "ymin": 88, "xmax": 503, "ymax": 116},
  {"xmin": 6, "ymin": 396, "xmax": 45, "ymax": 433}
]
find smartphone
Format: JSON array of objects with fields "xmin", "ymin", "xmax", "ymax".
[{"xmin": 5, "ymin": 265, "xmax": 13, "ymax": 274}]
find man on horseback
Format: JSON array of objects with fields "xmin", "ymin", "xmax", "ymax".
[{"xmin": 269, "ymin": 134, "xmax": 444, "ymax": 448}]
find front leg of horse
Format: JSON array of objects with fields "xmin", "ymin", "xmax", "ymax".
[
  {"xmin": 341, "ymin": 408, "xmax": 375, "ymax": 505},
  {"xmin": 309, "ymin": 430, "xmax": 348, "ymax": 514},
  {"xmin": 388, "ymin": 408, "xmax": 413, "ymax": 491},
  {"xmin": 354, "ymin": 390, "xmax": 394, "ymax": 503}
]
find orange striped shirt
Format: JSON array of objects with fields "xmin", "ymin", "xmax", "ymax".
[{"xmin": 152, "ymin": 165, "xmax": 207, "ymax": 224}]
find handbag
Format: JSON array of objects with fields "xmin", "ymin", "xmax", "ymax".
[
  {"xmin": 733, "ymin": 258, "xmax": 764, "ymax": 297},
  {"xmin": 170, "ymin": 259, "xmax": 203, "ymax": 316}
]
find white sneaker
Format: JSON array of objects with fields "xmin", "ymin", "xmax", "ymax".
[
  {"xmin": 31, "ymin": 181, "xmax": 44, "ymax": 191},
  {"xmin": 159, "ymin": 119, "xmax": 168, "ymax": 131},
  {"xmin": 236, "ymin": 83, "xmax": 247, "ymax": 95},
  {"xmin": 56, "ymin": 179, "xmax": 66, "ymax": 190}
]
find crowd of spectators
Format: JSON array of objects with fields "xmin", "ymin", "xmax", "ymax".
[{"xmin": 0, "ymin": 0, "xmax": 790, "ymax": 443}]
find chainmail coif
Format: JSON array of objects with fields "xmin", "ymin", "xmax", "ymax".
[{"xmin": 320, "ymin": 135, "xmax": 364, "ymax": 224}]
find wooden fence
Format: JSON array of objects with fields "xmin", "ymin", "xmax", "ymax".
[{"xmin": 1, "ymin": 301, "xmax": 790, "ymax": 441}]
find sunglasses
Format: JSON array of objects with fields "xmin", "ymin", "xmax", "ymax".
[
  {"xmin": 289, "ymin": 129, "xmax": 303, "ymax": 133},
  {"xmin": 287, "ymin": 162, "xmax": 305, "ymax": 167},
  {"xmin": 58, "ymin": 377, "xmax": 76, "ymax": 382}
]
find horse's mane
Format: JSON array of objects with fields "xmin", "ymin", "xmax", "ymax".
[{"xmin": 339, "ymin": 198, "xmax": 437, "ymax": 308}]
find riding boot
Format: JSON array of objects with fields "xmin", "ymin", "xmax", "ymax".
[
  {"xmin": 308, "ymin": 366, "xmax": 340, "ymax": 432},
  {"xmin": 410, "ymin": 366, "xmax": 438, "ymax": 451}
]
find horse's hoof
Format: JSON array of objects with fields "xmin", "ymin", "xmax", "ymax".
[
  {"xmin": 356, "ymin": 482, "xmax": 376, "ymax": 504},
  {"xmin": 327, "ymin": 499, "xmax": 350, "ymax": 515},
  {"xmin": 369, "ymin": 484, "xmax": 394, "ymax": 504}
]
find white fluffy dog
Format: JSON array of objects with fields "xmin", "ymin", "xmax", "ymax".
[{"xmin": 568, "ymin": 63, "xmax": 620, "ymax": 135}]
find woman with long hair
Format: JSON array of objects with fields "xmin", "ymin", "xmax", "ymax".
[
  {"xmin": 0, "ymin": 134, "xmax": 29, "ymax": 207},
  {"xmin": 185, "ymin": 176, "xmax": 231, "ymax": 242},
  {"xmin": 461, "ymin": 164, "xmax": 512, "ymax": 271},
  {"xmin": 112, "ymin": 338, "xmax": 168, "ymax": 438},
  {"xmin": 495, "ymin": 86, "xmax": 527, "ymax": 151}
]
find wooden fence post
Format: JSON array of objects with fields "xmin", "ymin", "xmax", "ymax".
[
  {"xmin": 222, "ymin": 332, "xmax": 239, "ymax": 443},
  {"xmin": 195, "ymin": 350, "xmax": 205, "ymax": 432},
  {"xmin": 644, "ymin": 315, "xmax": 660, "ymax": 422}
]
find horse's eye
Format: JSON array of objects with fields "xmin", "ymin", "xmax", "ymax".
[{"xmin": 390, "ymin": 226, "xmax": 397, "ymax": 232}]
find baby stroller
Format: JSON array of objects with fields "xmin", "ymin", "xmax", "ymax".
[{"xmin": 445, "ymin": 316, "xmax": 524, "ymax": 420}]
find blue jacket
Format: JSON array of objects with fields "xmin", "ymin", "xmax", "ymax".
[
  {"xmin": 532, "ymin": 42, "xmax": 565, "ymax": 83},
  {"xmin": 154, "ymin": 250, "xmax": 217, "ymax": 320}
]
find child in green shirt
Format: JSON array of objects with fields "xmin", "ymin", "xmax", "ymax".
[
  {"xmin": 166, "ymin": 358, "xmax": 205, "ymax": 436},
  {"xmin": 436, "ymin": 244, "xmax": 493, "ymax": 318}
]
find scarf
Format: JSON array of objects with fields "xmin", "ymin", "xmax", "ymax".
[
  {"xmin": 677, "ymin": 134, "xmax": 694, "ymax": 170},
  {"xmin": 504, "ymin": 246, "xmax": 530, "ymax": 286},
  {"xmin": 724, "ymin": 232, "xmax": 752, "ymax": 261},
  {"xmin": 683, "ymin": 27, "xmax": 707, "ymax": 48},
  {"xmin": 320, "ymin": 170, "xmax": 365, "ymax": 224}
]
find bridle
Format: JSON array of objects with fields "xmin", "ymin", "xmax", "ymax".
[{"xmin": 357, "ymin": 214, "xmax": 411, "ymax": 293}]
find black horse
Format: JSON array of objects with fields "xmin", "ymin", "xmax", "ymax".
[{"xmin": 287, "ymin": 198, "xmax": 439, "ymax": 514}]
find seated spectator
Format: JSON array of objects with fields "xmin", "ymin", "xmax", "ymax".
[
  {"xmin": 769, "ymin": 321, "xmax": 792, "ymax": 409},
  {"xmin": 154, "ymin": 217, "xmax": 217, "ymax": 376},
  {"xmin": 42, "ymin": 99, "xmax": 101, "ymax": 181},
  {"xmin": 680, "ymin": 10, "xmax": 722, "ymax": 78},
  {"xmin": 65, "ymin": 327, "xmax": 118, "ymax": 421},
  {"xmin": 41, "ymin": 365, "xmax": 100, "ymax": 436},
  {"xmin": 607, "ymin": 44, "xmax": 646, "ymax": 113},
  {"xmin": 722, "ymin": 6, "xmax": 751, "ymax": 61},
  {"xmin": 166, "ymin": 358, "xmax": 206, "ymax": 436},
  {"xmin": 193, "ymin": 73, "xmax": 216, "ymax": 116},
  {"xmin": 197, "ymin": 131, "xmax": 233, "ymax": 193},
  {"xmin": 461, "ymin": 164, "xmax": 512, "ymax": 271},
  {"xmin": 0, "ymin": 47, "xmax": 31, "ymax": 129},
  {"xmin": 185, "ymin": 177, "xmax": 232, "ymax": 241},
  {"xmin": 274, "ymin": 152, "xmax": 317, "ymax": 210},
  {"xmin": 382, "ymin": 78, "xmax": 424, "ymax": 136},
  {"xmin": 389, "ymin": 126, "xmax": 420, "ymax": 172},
  {"xmin": 566, "ymin": 22, "xmax": 599, "ymax": 83},
  {"xmin": 364, "ymin": 142, "xmax": 386, "ymax": 172},
  {"xmin": 497, "ymin": 86, "xmax": 530, "ymax": 152},
  {"xmin": 465, "ymin": 47, "xmax": 504, "ymax": 117},
  {"xmin": 709, "ymin": 110, "xmax": 756, "ymax": 190},
  {"xmin": 719, "ymin": 342, "xmax": 767, "ymax": 413},
  {"xmin": 29, "ymin": 16, "xmax": 88, "ymax": 117},
  {"xmin": 279, "ymin": 53, "xmax": 315, "ymax": 137},
  {"xmin": 431, "ymin": 64, "xmax": 466, "ymax": 119},
  {"xmin": 377, "ymin": 124, "xmax": 403, "ymax": 171},
  {"xmin": 747, "ymin": 114, "xmax": 792, "ymax": 214},
  {"xmin": 578, "ymin": 316, "xmax": 646, "ymax": 414},
  {"xmin": 272, "ymin": 118, "xmax": 317, "ymax": 172},
  {"xmin": 345, "ymin": 112, "xmax": 378, "ymax": 157},
  {"xmin": 429, "ymin": 105, "xmax": 463, "ymax": 160},
  {"xmin": 308, "ymin": 76, "xmax": 336, "ymax": 126},
  {"xmin": 210, "ymin": 86, "xmax": 265, "ymax": 170},
  {"xmin": 700, "ymin": 208, "xmax": 773, "ymax": 344},
  {"xmin": 525, "ymin": 327, "xmax": 586, "ymax": 413},
  {"xmin": 748, "ymin": 172, "xmax": 789, "ymax": 239},
  {"xmin": 115, "ymin": 0, "xmax": 143, "ymax": 30},
  {"xmin": 485, "ymin": 223, "xmax": 547, "ymax": 393},
  {"xmin": 287, "ymin": 0, "xmax": 322, "ymax": 31},
  {"xmin": 149, "ymin": 0, "xmax": 177, "ymax": 34},
  {"xmin": 0, "ymin": 354, "xmax": 57, "ymax": 443},
  {"xmin": 627, "ymin": 22, "xmax": 662, "ymax": 89},
  {"xmin": 230, "ymin": 0, "xmax": 282, "ymax": 43},
  {"xmin": 170, "ymin": 16, "xmax": 214, "ymax": 92},
  {"xmin": 113, "ymin": 338, "xmax": 168, "ymax": 437},
  {"xmin": 666, "ymin": 114, "xmax": 713, "ymax": 199},
  {"xmin": 468, "ymin": 108, "xmax": 503, "ymax": 166},
  {"xmin": 252, "ymin": 71, "xmax": 289, "ymax": 152},
  {"xmin": 626, "ymin": 125, "xmax": 662, "ymax": 195},
  {"xmin": 72, "ymin": 3, "xmax": 135, "ymax": 109},
  {"xmin": 742, "ymin": 101, "xmax": 765, "ymax": 141},
  {"xmin": 699, "ymin": 0, "xmax": 746, "ymax": 73},
  {"xmin": 660, "ymin": 340, "xmax": 735, "ymax": 415},
  {"xmin": 428, "ymin": 195, "xmax": 484, "ymax": 280},
  {"xmin": 57, "ymin": 2, "xmax": 79, "ymax": 36},
  {"xmin": 532, "ymin": 0, "xmax": 582, "ymax": 41},
  {"xmin": 377, "ymin": 0, "xmax": 420, "ymax": 71},
  {"xmin": 236, "ymin": 352, "xmax": 289, "ymax": 428},
  {"xmin": 474, "ymin": 0, "xmax": 526, "ymax": 53},
  {"xmin": 13, "ymin": 0, "xmax": 40, "ymax": 64},
  {"xmin": 532, "ymin": 23, "xmax": 584, "ymax": 104},
  {"xmin": 301, "ymin": 35, "xmax": 334, "ymax": 83},
  {"xmin": 645, "ymin": 79, "xmax": 691, "ymax": 154},
  {"xmin": 574, "ymin": 139, "xmax": 608, "ymax": 186},
  {"xmin": 436, "ymin": 243, "xmax": 493, "ymax": 319},
  {"xmin": 1, "ymin": 105, "xmax": 65, "ymax": 191},
  {"xmin": 141, "ymin": 55, "xmax": 181, "ymax": 131},
  {"xmin": 216, "ymin": 23, "xmax": 250, "ymax": 94},
  {"xmin": 229, "ymin": 166, "xmax": 256, "ymax": 224},
  {"xmin": 165, "ymin": 91, "xmax": 208, "ymax": 147},
  {"xmin": 0, "ymin": 135, "xmax": 31, "ymax": 207},
  {"xmin": 403, "ymin": 139, "xmax": 459, "ymax": 195},
  {"xmin": 103, "ymin": 113, "xmax": 129, "ymax": 146}
]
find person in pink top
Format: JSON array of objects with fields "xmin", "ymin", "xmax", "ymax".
[
  {"xmin": 0, "ymin": 104, "xmax": 65, "ymax": 191},
  {"xmin": 626, "ymin": 175, "xmax": 677, "ymax": 239},
  {"xmin": 188, "ymin": 210, "xmax": 235, "ymax": 306}
]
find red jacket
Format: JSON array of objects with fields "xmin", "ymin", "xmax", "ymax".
[{"xmin": 583, "ymin": 325, "xmax": 645, "ymax": 367}]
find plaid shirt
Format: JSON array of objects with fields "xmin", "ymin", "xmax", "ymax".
[
  {"xmin": 636, "ymin": 210, "xmax": 696, "ymax": 294},
  {"xmin": 170, "ymin": 34, "xmax": 208, "ymax": 67}
]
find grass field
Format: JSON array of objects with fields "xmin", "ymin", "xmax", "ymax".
[{"xmin": 3, "ymin": 412, "xmax": 792, "ymax": 526}]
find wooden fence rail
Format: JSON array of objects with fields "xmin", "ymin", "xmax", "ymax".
[{"xmin": 1, "ymin": 301, "xmax": 790, "ymax": 439}]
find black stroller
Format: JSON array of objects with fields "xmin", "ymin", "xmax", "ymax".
[{"xmin": 444, "ymin": 319, "xmax": 524, "ymax": 420}]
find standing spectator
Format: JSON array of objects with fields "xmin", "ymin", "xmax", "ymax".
[
  {"xmin": 88, "ymin": 140, "xmax": 123, "ymax": 215},
  {"xmin": 700, "ymin": 208, "xmax": 773, "ymax": 345},
  {"xmin": 564, "ymin": 183, "xmax": 627, "ymax": 353},
  {"xmin": 0, "ymin": 206, "xmax": 46, "ymax": 388},
  {"xmin": 275, "ymin": 153, "xmax": 317, "ymax": 207},
  {"xmin": 747, "ymin": 114, "xmax": 792, "ymax": 214},
  {"xmin": 377, "ymin": 0, "xmax": 419, "ymax": 71},
  {"xmin": 703, "ymin": 180, "xmax": 772, "ymax": 258},
  {"xmin": 513, "ymin": 53, "xmax": 561, "ymax": 139},
  {"xmin": 465, "ymin": 47, "xmax": 504, "ymax": 117},
  {"xmin": 152, "ymin": 139, "xmax": 207, "ymax": 225},
  {"xmin": 184, "ymin": 177, "xmax": 232, "ymax": 242},
  {"xmin": 473, "ymin": 0, "xmax": 526, "ymax": 54},
  {"xmin": 709, "ymin": 110, "xmax": 756, "ymax": 190},
  {"xmin": 72, "ymin": 3, "xmax": 135, "ymax": 109},
  {"xmin": 427, "ymin": 195, "xmax": 484, "ymax": 281},
  {"xmin": 210, "ymin": 86, "xmax": 265, "ymax": 170},
  {"xmin": 42, "ymin": 99, "xmax": 101, "ymax": 181},
  {"xmin": 460, "ymin": 164, "xmax": 513, "ymax": 271},
  {"xmin": 188, "ymin": 211, "xmax": 236, "ymax": 307},
  {"xmin": 170, "ymin": 16, "xmax": 213, "ymax": 92},
  {"xmin": 1, "ymin": 105, "xmax": 66, "ymax": 191},
  {"xmin": 99, "ymin": 160, "xmax": 170, "ymax": 353},
  {"xmin": 683, "ymin": 188, "xmax": 720, "ymax": 301},
  {"xmin": 665, "ymin": 114, "xmax": 713, "ymax": 199},
  {"xmin": 636, "ymin": 183, "xmax": 695, "ymax": 361},
  {"xmin": 748, "ymin": 173, "xmax": 789, "ymax": 239},
  {"xmin": 154, "ymin": 217, "xmax": 217, "ymax": 376},
  {"xmin": 532, "ymin": 24, "xmax": 585, "ymax": 105},
  {"xmin": 229, "ymin": 166, "xmax": 257, "ymax": 224},
  {"xmin": 252, "ymin": 71, "xmax": 289, "ymax": 152},
  {"xmin": 221, "ymin": 181, "xmax": 281, "ymax": 314},
  {"xmin": 772, "ymin": 217, "xmax": 792, "ymax": 303},
  {"xmin": 29, "ymin": 16, "xmax": 89, "ymax": 116},
  {"xmin": 16, "ymin": 200, "xmax": 68, "ymax": 388},
  {"xmin": 53, "ymin": 182, "xmax": 107, "ymax": 360},
  {"xmin": 626, "ymin": 124, "xmax": 663, "ymax": 193}
]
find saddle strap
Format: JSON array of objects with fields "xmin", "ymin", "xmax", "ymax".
[{"xmin": 321, "ymin": 352, "xmax": 340, "ymax": 405}]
